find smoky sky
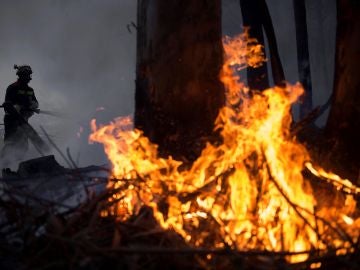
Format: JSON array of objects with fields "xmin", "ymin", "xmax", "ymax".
[
  {"xmin": 0, "ymin": 0, "xmax": 336, "ymax": 168},
  {"xmin": 0, "ymin": 0, "xmax": 137, "ymax": 167}
]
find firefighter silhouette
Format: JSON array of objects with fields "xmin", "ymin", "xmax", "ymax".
[{"xmin": 1, "ymin": 65, "xmax": 39, "ymax": 165}]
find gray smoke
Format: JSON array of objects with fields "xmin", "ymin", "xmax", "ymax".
[{"xmin": 0, "ymin": 0, "xmax": 137, "ymax": 168}]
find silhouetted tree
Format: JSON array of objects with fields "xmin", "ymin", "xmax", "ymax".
[
  {"xmin": 239, "ymin": 0, "xmax": 285, "ymax": 90},
  {"xmin": 293, "ymin": 0, "xmax": 313, "ymax": 118},
  {"xmin": 326, "ymin": 0, "xmax": 360, "ymax": 170},
  {"xmin": 135, "ymin": 0, "xmax": 224, "ymax": 161}
]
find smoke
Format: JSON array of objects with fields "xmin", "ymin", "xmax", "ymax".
[{"xmin": 0, "ymin": 0, "xmax": 137, "ymax": 168}]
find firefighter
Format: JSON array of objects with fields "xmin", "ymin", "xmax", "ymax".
[{"xmin": 1, "ymin": 65, "xmax": 39, "ymax": 159}]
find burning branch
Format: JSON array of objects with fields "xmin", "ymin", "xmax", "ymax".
[{"xmin": 88, "ymin": 32, "xmax": 360, "ymax": 267}]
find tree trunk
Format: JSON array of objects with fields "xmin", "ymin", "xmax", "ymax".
[
  {"xmin": 239, "ymin": 0, "xmax": 285, "ymax": 90},
  {"xmin": 135, "ymin": 0, "xmax": 224, "ymax": 161},
  {"xmin": 239, "ymin": 0, "xmax": 269, "ymax": 90},
  {"xmin": 293, "ymin": 0, "xmax": 313, "ymax": 118},
  {"xmin": 326, "ymin": 0, "xmax": 360, "ymax": 170}
]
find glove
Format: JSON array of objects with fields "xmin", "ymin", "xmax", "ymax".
[
  {"xmin": 13, "ymin": 104, "xmax": 21, "ymax": 113},
  {"xmin": 2, "ymin": 102, "xmax": 19, "ymax": 114},
  {"xmin": 29, "ymin": 100, "xmax": 39, "ymax": 110},
  {"xmin": 2, "ymin": 102, "xmax": 12, "ymax": 111}
]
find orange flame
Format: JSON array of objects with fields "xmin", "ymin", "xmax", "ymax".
[{"xmin": 89, "ymin": 32, "xmax": 360, "ymax": 263}]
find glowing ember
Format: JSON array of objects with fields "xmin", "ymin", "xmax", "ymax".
[{"xmin": 89, "ymin": 32, "xmax": 360, "ymax": 263}]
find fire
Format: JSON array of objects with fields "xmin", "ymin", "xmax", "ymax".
[{"xmin": 89, "ymin": 32, "xmax": 360, "ymax": 263}]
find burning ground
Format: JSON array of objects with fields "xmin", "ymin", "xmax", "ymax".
[
  {"xmin": 90, "ymin": 33, "xmax": 360, "ymax": 267},
  {"xmin": 1, "ymin": 33, "xmax": 360, "ymax": 270}
]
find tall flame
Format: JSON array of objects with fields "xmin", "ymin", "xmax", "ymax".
[{"xmin": 89, "ymin": 32, "xmax": 360, "ymax": 263}]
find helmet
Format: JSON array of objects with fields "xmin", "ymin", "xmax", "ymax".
[{"xmin": 14, "ymin": 65, "xmax": 33, "ymax": 76}]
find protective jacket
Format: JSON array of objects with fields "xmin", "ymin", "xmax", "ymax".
[
  {"xmin": 3, "ymin": 81, "xmax": 38, "ymax": 144},
  {"xmin": 4, "ymin": 80, "xmax": 38, "ymax": 119}
]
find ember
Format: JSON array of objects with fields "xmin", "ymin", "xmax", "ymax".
[{"xmin": 90, "ymin": 32, "xmax": 360, "ymax": 264}]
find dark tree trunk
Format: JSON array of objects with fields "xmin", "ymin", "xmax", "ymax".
[
  {"xmin": 326, "ymin": 0, "xmax": 360, "ymax": 169},
  {"xmin": 239, "ymin": 0, "xmax": 285, "ymax": 90},
  {"xmin": 135, "ymin": 0, "xmax": 224, "ymax": 162},
  {"xmin": 293, "ymin": 0, "xmax": 313, "ymax": 118},
  {"xmin": 260, "ymin": 0, "xmax": 285, "ymax": 87},
  {"xmin": 239, "ymin": 0, "xmax": 269, "ymax": 90}
]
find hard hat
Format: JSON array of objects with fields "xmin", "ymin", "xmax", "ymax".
[{"xmin": 14, "ymin": 65, "xmax": 33, "ymax": 76}]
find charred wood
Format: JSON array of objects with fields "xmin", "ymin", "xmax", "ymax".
[
  {"xmin": 325, "ymin": 0, "xmax": 360, "ymax": 174},
  {"xmin": 135, "ymin": 0, "xmax": 225, "ymax": 162},
  {"xmin": 293, "ymin": 0, "xmax": 313, "ymax": 118}
]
